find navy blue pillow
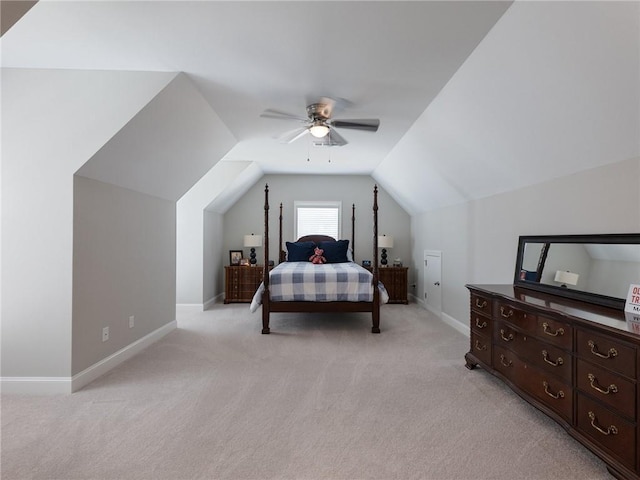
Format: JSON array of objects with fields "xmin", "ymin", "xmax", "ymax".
[
  {"xmin": 319, "ymin": 240, "xmax": 350, "ymax": 263},
  {"xmin": 286, "ymin": 241, "xmax": 316, "ymax": 262}
]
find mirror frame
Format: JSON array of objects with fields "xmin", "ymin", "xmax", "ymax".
[{"xmin": 513, "ymin": 233, "xmax": 640, "ymax": 310}]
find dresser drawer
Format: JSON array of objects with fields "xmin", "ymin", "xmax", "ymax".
[
  {"xmin": 523, "ymin": 366, "xmax": 573, "ymax": 423},
  {"xmin": 492, "ymin": 344, "xmax": 522, "ymax": 384},
  {"xmin": 576, "ymin": 330, "xmax": 637, "ymax": 379},
  {"xmin": 492, "ymin": 321, "xmax": 571, "ymax": 381},
  {"xmin": 471, "ymin": 311, "xmax": 492, "ymax": 335},
  {"xmin": 496, "ymin": 301, "xmax": 536, "ymax": 331},
  {"xmin": 576, "ymin": 359, "xmax": 636, "ymax": 420},
  {"xmin": 470, "ymin": 331, "xmax": 492, "ymax": 366},
  {"xmin": 576, "ymin": 394, "xmax": 637, "ymax": 469},
  {"xmin": 535, "ymin": 316, "xmax": 572, "ymax": 350},
  {"xmin": 471, "ymin": 293, "xmax": 492, "ymax": 316}
]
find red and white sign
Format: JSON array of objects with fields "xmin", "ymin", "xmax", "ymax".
[{"xmin": 625, "ymin": 284, "xmax": 640, "ymax": 334}]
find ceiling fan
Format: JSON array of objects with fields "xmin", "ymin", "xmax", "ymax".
[{"xmin": 260, "ymin": 98, "xmax": 380, "ymax": 147}]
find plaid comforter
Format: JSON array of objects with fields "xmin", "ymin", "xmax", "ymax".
[{"xmin": 250, "ymin": 262, "xmax": 389, "ymax": 312}]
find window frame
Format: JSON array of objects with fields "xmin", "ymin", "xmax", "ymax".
[{"xmin": 294, "ymin": 201, "xmax": 342, "ymax": 240}]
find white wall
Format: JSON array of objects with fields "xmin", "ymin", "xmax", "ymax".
[
  {"xmin": 222, "ymin": 175, "xmax": 411, "ymax": 289},
  {"xmin": 204, "ymin": 210, "xmax": 224, "ymax": 307},
  {"xmin": 412, "ymin": 157, "xmax": 640, "ymax": 329},
  {"xmin": 175, "ymin": 161, "xmax": 258, "ymax": 307},
  {"xmin": 72, "ymin": 177, "xmax": 176, "ymax": 375},
  {"xmin": 1, "ymin": 68, "xmax": 173, "ymax": 389}
]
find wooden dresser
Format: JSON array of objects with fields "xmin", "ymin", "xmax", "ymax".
[
  {"xmin": 375, "ymin": 266, "xmax": 409, "ymax": 304},
  {"xmin": 466, "ymin": 284, "xmax": 639, "ymax": 480},
  {"xmin": 224, "ymin": 266, "xmax": 264, "ymax": 303}
]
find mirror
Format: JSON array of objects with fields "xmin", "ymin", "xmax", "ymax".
[{"xmin": 514, "ymin": 234, "xmax": 640, "ymax": 310}]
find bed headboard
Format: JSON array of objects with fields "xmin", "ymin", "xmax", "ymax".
[
  {"xmin": 297, "ymin": 235, "xmax": 336, "ymax": 244},
  {"xmin": 278, "ymin": 204, "xmax": 356, "ymax": 263}
]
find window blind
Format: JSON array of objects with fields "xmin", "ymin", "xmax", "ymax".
[{"xmin": 295, "ymin": 202, "xmax": 341, "ymax": 239}]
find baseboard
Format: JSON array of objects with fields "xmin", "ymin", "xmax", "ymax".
[
  {"xmin": 441, "ymin": 312, "xmax": 469, "ymax": 337},
  {"xmin": 1, "ymin": 377, "xmax": 72, "ymax": 395},
  {"xmin": 409, "ymin": 294, "xmax": 424, "ymax": 307},
  {"xmin": 176, "ymin": 303, "xmax": 203, "ymax": 312},
  {"xmin": 203, "ymin": 293, "xmax": 223, "ymax": 310},
  {"xmin": 71, "ymin": 320, "xmax": 177, "ymax": 393},
  {"xmin": 410, "ymin": 294, "xmax": 441, "ymax": 317},
  {"xmin": 2, "ymin": 320, "xmax": 178, "ymax": 395},
  {"xmin": 410, "ymin": 294, "xmax": 469, "ymax": 337}
]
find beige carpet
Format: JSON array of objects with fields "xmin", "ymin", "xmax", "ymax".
[{"xmin": 2, "ymin": 303, "xmax": 608, "ymax": 480}]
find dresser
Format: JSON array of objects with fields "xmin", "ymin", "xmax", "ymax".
[
  {"xmin": 224, "ymin": 266, "xmax": 264, "ymax": 303},
  {"xmin": 466, "ymin": 284, "xmax": 639, "ymax": 480},
  {"xmin": 375, "ymin": 266, "xmax": 408, "ymax": 304}
]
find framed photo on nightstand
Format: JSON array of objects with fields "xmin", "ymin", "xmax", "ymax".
[{"xmin": 229, "ymin": 250, "xmax": 243, "ymax": 266}]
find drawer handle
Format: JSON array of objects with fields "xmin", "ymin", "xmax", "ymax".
[
  {"xmin": 542, "ymin": 350, "xmax": 564, "ymax": 367},
  {"xmin": 542, "ymin": 322, "xmax": 564, "ymax": 337},
  {"xmin": 499, "ymin": 354, "xmax": 513, "ymax": 367},
  {"xmin": 475, "ymin": 318, "xmax": 487, "ymax": 329},
  {"xmin": 475, "ymin": 298, "xmax": 487, "ymax": 309},
  {"xmin": 500, "ymin": 329, "xmax": 514, "ymax": 342},
  {"xmin": 474, "ymin": 340, "xmax": 487, "ymax": 351},
  {"xmin": 587, "ymin": 373, "xmax": 618, "ymax": 395},
  {"xmin": 588, "ymin": 411, "xmax": 618, "ymax": 436},
  {"xmin": 500, "ymin": 307, "xmax": 514, "ymax": 318},
  {"xmin": 542, "ymin": 381, "xmax": 565, "ymax": 399},
  {"xmin": 587, "ymin": 340, "xmax": 618, "ymax": 359}
]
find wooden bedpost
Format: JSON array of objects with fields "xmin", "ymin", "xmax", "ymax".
[
  {"xmin": 351, "ymin": 203, "xmax": 355, "ymax": 260},
  {"xmin": 279, "ymin": 202, "xmax": 284, "ymax": 264},
  {"xmin": 372, "ymin": 185, "xmax": 380, "ymax": 333},
  {"xmin": 262, "ymin": 184, "xmax": 271, "ymax": 334}
]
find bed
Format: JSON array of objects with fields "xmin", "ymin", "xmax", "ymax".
[{"xmin": 251, "ymin": 184, "xmax": 388, "ymax": 334}]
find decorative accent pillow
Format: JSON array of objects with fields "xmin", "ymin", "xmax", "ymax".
[
  {"xmin": 318, "ymin": 239, "xmax": 350, "ymax": 263},
  {"xmin": 286, "ymin": 241, "xmax": 316, "ymax": 262}
]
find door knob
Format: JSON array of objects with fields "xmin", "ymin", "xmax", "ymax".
[{"xmin": 434, "ymin": 281, "xmax": 440, "ymax": 286}]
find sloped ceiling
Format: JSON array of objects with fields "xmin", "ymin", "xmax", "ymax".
[
  {"xmin": 76, "ymin": 73, "xmax": 236, "ymax": 201},
  {"xmin": 2, "ymin": 1, "xmax": 639, "ymax": 214},
  {"xmin": 376, "ymin": 1, "xmax": 640, "ymax": 214},
  {"xmin": 1, "ymin": 0, "xmax": 512, "ymax": 206}
]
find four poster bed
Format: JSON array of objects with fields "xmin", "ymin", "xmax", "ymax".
[{"xmin": 250, "ymin": 184, "xmax": 387, "ymax": 334}]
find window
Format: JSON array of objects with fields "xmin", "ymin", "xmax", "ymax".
[{"xmin": 294, "ymin": 201, "xmax": 342, "ymax": 240}]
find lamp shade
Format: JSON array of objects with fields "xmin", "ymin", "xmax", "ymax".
[
  {"xmin": 378, "ymin": 235, "xmax": 394, "ymax": 249},
  {"xmin": 554, "ymin": 270, "xmax": 579, "ymax": 286},
  {"xmin": 244, "ymin": 234, "xmax": 262, "ymax": 248}
]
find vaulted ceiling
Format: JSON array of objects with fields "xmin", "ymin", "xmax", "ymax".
[{"xmin": 2, "ymin": 1, "xmax": 639, "ymax": 214}]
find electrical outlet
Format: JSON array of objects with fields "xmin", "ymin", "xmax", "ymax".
[
  {"xmin": 102, "ymin": 326, "xmax": 109, "ymax": 342},
  {"xmin": 129, "ymin": 315, "xmax": 135, "ymax": 328}
]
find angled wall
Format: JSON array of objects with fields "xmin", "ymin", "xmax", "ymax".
[
  {"xmin": 72, "ymin": 74, "xmax": 237, "ymax": 385},
  {"xmin": 176, "ymin": 160, "xmax": 257, "ymax": 308},
  {"xmin": 1, "ymin": 68, "xmax": 175, "ymax": 392},
  {"xmin": 411, "ymin": 157, "xmax": 640, "ymax": 331}
]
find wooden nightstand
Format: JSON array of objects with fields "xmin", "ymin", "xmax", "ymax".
[
  {"xmin": 224, "ymin": 266, "xmax": 264, "ymax": 303},
  {"xmin": 372, "ymin": 266, "xmax": 409, "ymax": 304}
]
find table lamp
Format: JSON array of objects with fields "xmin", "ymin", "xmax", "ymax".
[{"xmin": 244, "ymin": 234, "xmax": 262, "ymax": 266}]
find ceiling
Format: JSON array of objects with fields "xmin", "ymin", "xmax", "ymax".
[
  {"xmin": 1, "ymin": 0, "xmax": 511, "ymax": 175},
  {"xmin": 2, "ymin": 1, "xmax": 638, "ymax": 215}
]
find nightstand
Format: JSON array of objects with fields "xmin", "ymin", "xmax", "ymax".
[
  {"xmin": 371, "ymin": 266, "xmax": 409, "ymax": 304},
  {"xmin": 224, "ymin": 266, "xmax": 264, "ymax": 303}
]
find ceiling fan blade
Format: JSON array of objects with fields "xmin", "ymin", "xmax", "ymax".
[
  {"xmin": 330, "ymin": 119, "xmax": 380, "ymax": 132},
  {"xmin": 260, "ymin": 109, "xmax": 308, "ymax": 122},
  {"xmin": 313, "ymin": 128, "xmax": 348, "ymax": 147},
  {"xmin": 278, "ymin": 127, "xmax": 309, "ymax": 144}
]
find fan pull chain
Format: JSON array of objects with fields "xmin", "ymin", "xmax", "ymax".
[{"xmin": 307, "ymin": 134, "xmax": 310, "ymax": 162}]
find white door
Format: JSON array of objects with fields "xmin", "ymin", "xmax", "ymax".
[{"xmin": 424, "ymin": 250, "xmax": 442, "ymax": 315}]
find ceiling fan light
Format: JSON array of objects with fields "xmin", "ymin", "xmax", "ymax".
[{"xmin": 309, "ymin": 124, "xmax": 330, "ymax": 138}]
